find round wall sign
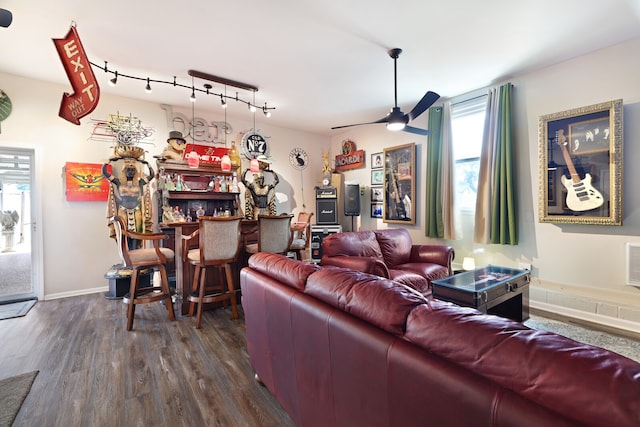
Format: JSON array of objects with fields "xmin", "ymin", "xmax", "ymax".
[
  {"xmin": 289, "ymin": 148, "xmax": 309, "ymax": 170},
  {"xmin": 0, "ymin": 89, "xmax": 12, "ymax": 133},
  {"xmin": 241, "ymin": 130, "xmax": 269, "ymax": 159}
]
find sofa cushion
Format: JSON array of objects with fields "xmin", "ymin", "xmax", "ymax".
[
  {"xmin": 306, "ymin": 266, "xmax": 427, "ymax": 336},
  {"xmin": 374, "ymin": 228, "xmax": 412, "ymax": 266},
  {"xmin": 387, "ymin": 269, "xmax": 429, "ymax": 294},
  {"xmin": 405, "ymin": 299, "xmax": 640, "ymax": 427},
  {"xmin": 393, "ymin": 262, "xmax": 449, "ymax": 285},
  {"xmin": 322, "ymin": 230, "xmax": 384, "ymax": 260},
  {"xmin": 247, "ymin": 252, "xmax": 320, "ymax": 291}
]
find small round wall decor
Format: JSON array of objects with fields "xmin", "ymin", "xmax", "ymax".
[{"xmin": 289, "ymin": 148, "xmax": 309, "ymax": 170}]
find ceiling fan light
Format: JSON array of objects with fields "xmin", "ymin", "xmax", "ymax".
[{"xmin": 387, "ymin": 121, "xmax": 405, "ymax": 131}]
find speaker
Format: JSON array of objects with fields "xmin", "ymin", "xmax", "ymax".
[
  {"xmin": 344, "ymin": 184, "xmax": 360, "ymax": 216},
  {"xmin": 316, "ymin": 199, "xmax": 338, "ymax": 224}
]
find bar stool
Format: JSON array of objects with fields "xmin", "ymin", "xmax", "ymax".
[
  {"xmin": 182, "ymin": 216, "xmax": 241, "ymax": 329},
  {"xmin": 245, "ymin": 214, "xmax": 293, "ymax": 256},
  {"xmin": 109, "ymin": 216, "xmax": 176, "ymax": 331}
]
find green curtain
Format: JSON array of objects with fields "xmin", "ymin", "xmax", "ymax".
[
  {"xmin": 425, "ymin": 106, "xmax": 444, "ymax": 237},
  {"xmin": 490, "ymin": 83, "xmax": 517, "ymax": 244}
]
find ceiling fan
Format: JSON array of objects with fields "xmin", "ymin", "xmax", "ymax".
[{"xmin": 332, "ymin": 48, "xmax": 439, "ymax": 136}]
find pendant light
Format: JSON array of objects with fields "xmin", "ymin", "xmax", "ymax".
[
  {"xmin": 220, "ymin": 85, "xmax": 232, "ymax": 172},
  {"xmin": 188, "ymin": 76, "xmax": 200, "ymax": 168},
  {"xmin": 250, "ymin": 157, "xmax": 260, "ymax": 173},
  {"xmin": 249, "ymin": 90, "xmax": 260, "ymax": 173}
]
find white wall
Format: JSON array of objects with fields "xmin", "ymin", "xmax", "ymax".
[
  {"xmin": 0, "ymin": 72, "xmax": 328, "ymax": 299},
  {"xmin": 332, "ymin": 38, "xmax": 640, "ymax": 332}
]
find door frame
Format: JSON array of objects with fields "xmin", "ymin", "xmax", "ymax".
[{"xmin": 0, "ymin": 147, "xmax": 43, "ymax": 301}]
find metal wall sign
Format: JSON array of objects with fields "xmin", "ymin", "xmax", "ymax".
[
  {"xmin": 241, "ymin": 130, "xmax": 269, "ymax": 159},
  {"xmin": 53, "ymin": 24, "xmax": 100, "ymax": 125},
  {"xmin": 334, "ymin": 139, "xmax": 364, "ymax": 171}
]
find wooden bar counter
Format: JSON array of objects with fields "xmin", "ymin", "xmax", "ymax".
[{"xmin": 160, "ymin": 219, "xmax": 258, "ymax": 315}]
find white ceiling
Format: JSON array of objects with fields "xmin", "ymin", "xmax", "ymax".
[{"xmin": 1, "ymin": 0, "xmax": 640, "ymax": 136}]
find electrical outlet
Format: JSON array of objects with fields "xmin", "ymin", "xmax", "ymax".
[{"xmin": 518, "ymin": 262, "xmax": 531, "ymax": 271}]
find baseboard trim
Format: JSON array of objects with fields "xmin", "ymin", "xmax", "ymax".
[
  {"xmin": 531, "ymin": 301, "xmax": 640, "ymax": 339},
  {"xmin": 44, "ymin": 286, "xmax": 108, "ymax": 301}
]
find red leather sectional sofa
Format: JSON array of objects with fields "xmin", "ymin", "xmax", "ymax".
[
  {"xmin": 240, "ymin": 252, "xmax": 640, "ymax": 427},
  {"xmin": 320, "ymin": 228, "xmax": 454, "ymax": 295}
]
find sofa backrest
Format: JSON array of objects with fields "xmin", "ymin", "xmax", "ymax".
[
  {"xmin": 248, "ymin": 251, "xmax": 320, "ymax": 291},
  {"xmin": 373, "ymin": 228, "xmax": 413, "ymax": 266},
  {"xmin": 321, "ymin": 230, "xmax": 384, "ymax": 260},
  {"xmin": 405, "ymin": 299, "xmax": 640, "ymax": 427},
  {"xmin": 305, "ymin": 266, "xmax": 426, "ymax": 336}
]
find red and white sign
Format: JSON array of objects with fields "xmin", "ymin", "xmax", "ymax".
[
  {"xmin": 182, "ymin": 144, "xmax": 229, "ymax": 167},
  {"xmin": 335, "ymin": 139, "xmax": 364, "ymax": 171},
  {"xmin": 53, "ymin": 25, "xmax": 100, "ymax": 125}
]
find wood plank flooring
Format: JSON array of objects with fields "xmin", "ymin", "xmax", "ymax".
[{"xmin": 0, "ymin": 293, "xmax": 295, "ymax": 427}]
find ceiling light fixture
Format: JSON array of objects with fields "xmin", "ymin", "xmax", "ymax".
[
  {"xmin": 220, "ymin": 84, "xmax": 232, "ymax": 172},
  {"xmin": 145, "ymin": 78, "xmax": 152, "ymax": 94},
  {"xmin": 249, "ymin": 90, "xmax": 260, "ymax": 173},
  {"xmin": 188, "ymin": 76, "xmax": 200, "ymax": 169},
  {"xmin": 92, "ymin": 61, "xmax": 275, "ymax": 115}
]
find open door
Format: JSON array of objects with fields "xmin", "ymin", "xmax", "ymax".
[{"xmin": 0, "ymin": 148, "xmax": 38, "ymax": 303}]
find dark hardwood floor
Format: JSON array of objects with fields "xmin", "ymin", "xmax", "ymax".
[{"xmin": 0, "ymin": 293, "xmax": 295, "ymax": 427}]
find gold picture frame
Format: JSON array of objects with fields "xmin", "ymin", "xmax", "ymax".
[
  {"xmin": 538, "ymin": 99, "xmax": 623, "ymax": 225},
  {"xmin": 383, "ymin": 142, "xmax": 416, "ymax": 224}
]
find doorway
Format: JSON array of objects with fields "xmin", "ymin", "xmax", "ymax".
[{"xmin": 0, "ymin": 148, "xmax": 37, "ymax": 303}]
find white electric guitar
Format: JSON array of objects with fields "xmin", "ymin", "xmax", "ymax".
[{"xmin": 556, "ymin": 130, "xmax": 603, "ymax": 212}]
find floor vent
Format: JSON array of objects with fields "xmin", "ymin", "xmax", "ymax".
[{"xmin": 626, "ymin": 243, "xmax": 640, "ymax": 286}]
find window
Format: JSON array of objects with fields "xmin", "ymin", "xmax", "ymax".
[{"xmin": 451, "ymin": 95, "xmax": 487, "ymax": 211}]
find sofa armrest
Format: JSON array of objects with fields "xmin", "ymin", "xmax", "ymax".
[
  {"xmin": 410, "ymin": 245, "xmax": 455, "ymax": 274},
  {"xmin": 320, "ymin": 255, "xmax": 391, "ymax": 278}
]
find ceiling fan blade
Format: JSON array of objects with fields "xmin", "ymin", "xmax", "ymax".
[
  {"xmin": 402, "ymin": 125, "xmax": 430, "ymax": 136},
  {"xmin": 407, "ymin": 91, "xmax": 440, "ymax": 121},
  {"xmin": 331, "ymin": 115, "xmax": 389, "ymax": 130}
]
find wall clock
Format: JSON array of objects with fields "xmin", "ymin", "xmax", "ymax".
[
  {"xmin": 289, "ymin": 147, "xmax": 309, "ymax": 170},
  {"xmin": 241, "ymin": 130, "xmax": 269, "ymax": 159}
]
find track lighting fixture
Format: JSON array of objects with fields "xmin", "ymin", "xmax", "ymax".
[{"xmin": 92, "ymin": 61, "xmax": 275, "ymax": 116}]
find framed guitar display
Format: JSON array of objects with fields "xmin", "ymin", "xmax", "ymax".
[
  {"xmin": 383, "ymin": 142, "xmax": 416, "ymax": 224},
  {"xmin": 538, "ymin": 99, "xmax": 623, "ymax": 225}
]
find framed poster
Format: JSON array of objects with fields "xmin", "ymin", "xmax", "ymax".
[
  {"xmin": 65, "ymin": 162, "xmax": 110, "ymax": 201},
  {"xmin": 371, "ymin": 169, "xmax": 384, "ymax": 185},
  {"xmin": 371, "ymin": 152, "xmax": 383, "ymax": 169},
  {"xmin": 383, "ymin": 142, "xmax": 415, "ymax": 224},
  {"xmin": 538, "ymin": 99, "xmax": 623, "ymax": 225},
  {"xmin": 371, "ymin": 202, "xmax": 383, "ymax": 218},
  {"xmin": 371, "ymin": 186, "xmax": 383, "ymax": 202}
]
